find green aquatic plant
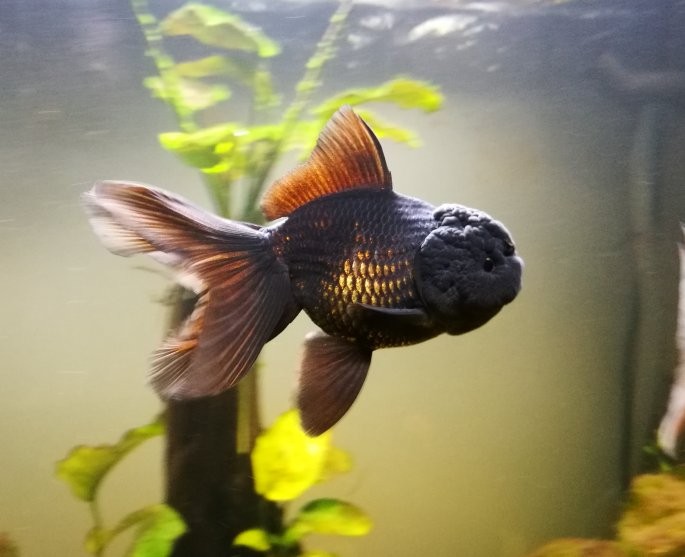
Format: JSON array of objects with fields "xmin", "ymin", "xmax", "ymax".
[
  {"xmin": 56, "ymin": 410, "xmax": 370, "ymax": 557},
  {"xmin": 643, "ymin": 441, "xmax": 677, "ymax": 473},
  {"xmin": 129, "ymin": 0, "xmax": 442, "ymax": 221},
  {"xmin": 55, "ymin": 416, "xmax": 186, "ymax": 557},
  {"xmin": 234, "ymin": 410, "xmax": 372, "ymax": 555},
  {"xmin": 59, "ymin": 1, "xmax": 442, "ymax": 555}
]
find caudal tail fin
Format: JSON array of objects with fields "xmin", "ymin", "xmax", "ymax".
[{"xmin": 82, "ymin": 181, "xmax": 296, "ymax": 399}]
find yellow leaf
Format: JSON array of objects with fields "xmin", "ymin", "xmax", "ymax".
[
  {"xmin": 251, "ymin": 410, "xmax": 350, "ymax": 501},
  {"xmin": 320, "ymin": 446, "xmax": 353, "ymax": 481},
  {"xmin": 233, "ymin": 529, "xmax": 271, "ymax": 551},
  {"xmin": 161, "ymin": 4, "xmax": 280, "ymax": 57}
]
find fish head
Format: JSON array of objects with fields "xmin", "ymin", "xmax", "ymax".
[{"xmin": 415, "ymin": 204, "xmax": 523, "ymax": 335}]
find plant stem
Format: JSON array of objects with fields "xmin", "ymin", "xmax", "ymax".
[
  {"xmin": 202, "ymin": 172, "xmax": 232, "ymax": 219},
  {"xmin": 283, "ymin": 0, "xmax": 352, "ymax": 131},
  {"xmin": 236, "ymin": 366, "xmax": 260, "ymax": 454},
  {"xmin": 241, "ymin": 0, "xmax": 353, "ymax": 218},
  {"xmin": 89, "ymin": 500, "xmax": 105, "ymax": 557},
  {"xmin": 162, "ymin": 287, "xmax": 277, "ymax": 557},
  {"xmin": 129, "ymin": 0, "xmax": 197, "ymax": 132}
]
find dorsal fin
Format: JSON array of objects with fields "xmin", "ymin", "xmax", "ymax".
[{"xmin": 260, "ymin": 106, "xmax": 393, "ymax": 221}]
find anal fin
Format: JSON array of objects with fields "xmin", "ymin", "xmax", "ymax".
[{"xmin": 297, "ymin": 332, "xmax": 372, "ymax": 436}]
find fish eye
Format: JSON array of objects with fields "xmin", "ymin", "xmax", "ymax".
[
  {"xmin": 483, "ymin": 257, "xmax": 494, "ymax": 272},
  {"xmin": 503, "ymin": 239, "xmax": 515, "ymax": 256}
]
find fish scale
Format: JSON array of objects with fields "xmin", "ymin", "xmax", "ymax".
[{"xmin": 274, "ymin": 188, "xmax": 437, "ymax": 348}]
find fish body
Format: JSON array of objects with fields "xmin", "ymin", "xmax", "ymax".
[
  {"xmin": 274, "ymin": 187, "xmax": 519, "ymax": 349},
  {"xmin": 274, "ymin": 188, "xmax": 436, "ymax": 349},
  {"xmin": 83, "ymin": 107, "xmax": 522, "ymax": 434}
]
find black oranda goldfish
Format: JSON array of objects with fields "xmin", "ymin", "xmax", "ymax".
[{"xmin": 83, "ymin": 107, "xmax": 523, "ymax": 435}]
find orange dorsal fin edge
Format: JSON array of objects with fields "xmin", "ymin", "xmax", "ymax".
[{"xmin": 260, "ymin": 106, "xmax": 393, "ymax": 221}]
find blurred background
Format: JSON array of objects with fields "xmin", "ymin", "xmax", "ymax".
[{"xmin": 1, "ymin": 0, "xmax": 685, "ymax": 555}]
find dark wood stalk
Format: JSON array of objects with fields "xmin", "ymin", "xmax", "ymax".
[{"xmin": 162, "ymin": 288, "xmax": 281, "ymax": 557}]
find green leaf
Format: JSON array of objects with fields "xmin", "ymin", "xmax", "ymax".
[
  {"xmin": 179, "ymin": 80, "xmax": 230, "ymax": 111},
  {"xmin": 311, "ymin": 78, "xmax": 444, "ymax": 120},
  {"xmin": 253, "ymin": 67, "xmax": 280, "ymax": 109},
  {"xmin": 122, "ymin": 505, "xmax": 186, "ymax": 557},
  {"xmin": 161, "ymin": 4, "xmax": 280, "ymax": 57},
  {"xmin": 86, "ymin": 505, "xmax": 185, "ymax": 556},
  {"xmin": 174, "ymin": 55, "xmax": 254, "ymax": 82},
  {"xmin": 159, "ymin": 124, "xmax": 236, "ymax": 168},
  {"xmin": 173, "ymin": 57, "xmax": 279, "ymax": 105},
  {"xmin": 85, "ymin": 526, "xmax": 110, "ymax": 555},
  {"xmin": 287, "ymin": 109, "xmax": 420, "ymax": 161},
  {"xmin": 285, "ymin": 499, "xmax": 372, "ymax": 542},
  {"xmin": 174, "ymin": 55, "xmax": 241, "ymax": 78},
  {"xmin": 251, "ymin": 410, "xmax": 352, "ymax": 502},
  {"xmin": 234, "ymin": 124, "xmax": 284, "ymax": 144},
  {"xmin": 55, "ymin": 416, "xmax": 164, "ymax": 502},
  {"xmin": 284, "ymin": 119, "xmax": 322, "ymax": 155},
  {"xmin": 320, "ymin": 446, "xmax": 353, "ymax": 481},
  {"xmin": 144, "ymin": 76, "xmax": 231, "ymax": 112},
  {"xmin": 302, "ymin": 552, "xmax": 338, "ymax": 557},
  {"xmin": 354, "ymin": 110, "xmax": 421, "ymax": 147},
  {"xmin": 158, "ymin": 123, "xmax": 284, "ymax": 173},
  {"xmin": 233, "ymin": 529, "xmax": 271, "ymax": 552}
]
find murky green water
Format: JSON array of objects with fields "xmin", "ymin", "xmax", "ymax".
[{"xmin": 2, "ymin": 1, "xmax": 685, "ymax": 555}]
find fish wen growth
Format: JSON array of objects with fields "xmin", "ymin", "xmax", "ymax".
[{"xmin": 83, "ymin": 107, "xmax": 523, "ymax": 435}]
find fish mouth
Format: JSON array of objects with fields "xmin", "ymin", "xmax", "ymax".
[{"xmin": 424, "ymin": 249, "xmax": 522, "ymax": 335}]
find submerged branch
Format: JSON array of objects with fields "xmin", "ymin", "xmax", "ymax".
[{"xmin": 163, "ymin": 286, "xmax": 280, "ymax": 557}]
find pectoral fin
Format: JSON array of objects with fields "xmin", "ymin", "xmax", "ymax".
[
  {"xmin": 347, "ymin": 303, "xmax": 433, "ymax": 335},
  {"xmin": 297, "ymin": 332, "xmax": 372, "ymax": 436}
]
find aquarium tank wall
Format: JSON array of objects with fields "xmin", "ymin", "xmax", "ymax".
[{"xmin": 2, "ymin": 0, "xmax": 685, "ymax": 556}]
